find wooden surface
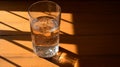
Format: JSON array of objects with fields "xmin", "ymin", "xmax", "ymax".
[{"xmin": 0, "ymin": 1, "xmax": 120, "ymax": 67}]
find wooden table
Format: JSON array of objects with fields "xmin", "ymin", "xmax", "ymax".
[{"xmin": 0, "ymin": 1, "xmax": 120, "ymax": 67}]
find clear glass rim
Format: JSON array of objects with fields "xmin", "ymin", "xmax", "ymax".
[{"xmin": 28, "ymin": 1, "xmax": 61, "ymax": 19}]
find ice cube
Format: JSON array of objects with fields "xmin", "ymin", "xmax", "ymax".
[{"xmin": 32, "ymin": 16, "xmax": 58, "ymax": 33}]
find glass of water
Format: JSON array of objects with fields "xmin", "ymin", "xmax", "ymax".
[{"xmin": 28, "ymin": 1, "xmax": 61, "ymax": 58}]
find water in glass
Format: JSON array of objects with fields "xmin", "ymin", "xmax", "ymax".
[{"xmin": 31, "ymin": 16, "xmax": 59, "ymax": 58}]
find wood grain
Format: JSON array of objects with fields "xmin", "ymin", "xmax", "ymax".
[{"xmin": 0, "ymin": 1, "xmax": 120, "ymax": 67}]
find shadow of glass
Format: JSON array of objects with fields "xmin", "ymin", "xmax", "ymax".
[
  {"xmin": 1, "ymin": 30, "xmax": 79, "ymax": 67},
  {"xmin": 44, "ymin": 47, "xmax": 79, "ymax": 67}
]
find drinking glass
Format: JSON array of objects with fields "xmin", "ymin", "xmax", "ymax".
[{"xmin": 28, "ymin": 1, "xmax": 61, "ymax": 58}]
